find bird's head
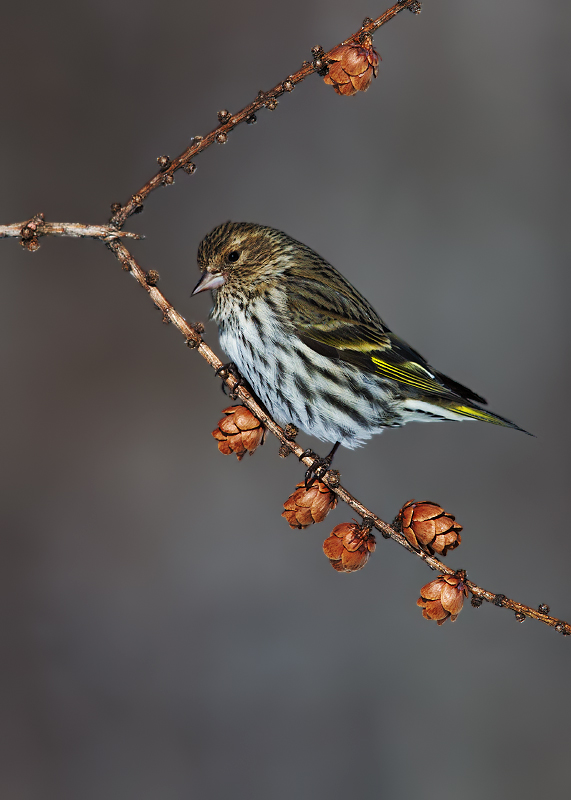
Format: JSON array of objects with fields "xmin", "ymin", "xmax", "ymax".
[{"xmin": 192, "ymin": 221, "xmax": 295, "ymax": 298}]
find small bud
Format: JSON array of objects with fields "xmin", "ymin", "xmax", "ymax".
[
  {"xmin": 182, "ymin": 162, "xmax": 197, "ymax": 174},
  {"xmin": 326, "ymin": 469, "xmax": 340, "ymax": 488},
  {"xmin": 493, "ymin": 594, "xmax": 506, "ymax": 607},
  {"xmin": 323, "ymin": 35, "xmax": 380, "ymax": 96},
  {"xmin": 212, "ymin": 405, "xmax": 264, "ymax": 460},
  {"xmin": 515, "ymin": 612, "xmax": 526, "ymax": 623},
  {"xmin": 538, "ymin": 604, "xmax": 550, "ymax": 614},
  {"xmin": 246, "ymin": 114, "xmax": 257, "ymax": 125},
  {"xmin": 323, "ymin": 522, "xmax": 376, "ymax": 573},
  {"xmin": 217, "ymin": 109, "xmax": 231, "ymax": 124},
  {"xmin": 110, "ymin": 202, "xmax": 122, "ymax": 215},
  {"xmin": 395, "ymin": 499, "xmax": 462, "ymax": 557},
  {"xmin": 284, "ymin": 423, "xmax": 298, "ymax": 440},
  {"xmin": 311, "ymin": 45, "xmax": 324, "ymax": 57},
  {"xmin": 408, "ymin": 1, "xmax": 422, "ymax": 14},
  {"xmin": 283, "ymin": 79, "xmax": 295, "ymax": 92},
  {"xmin": 145, "ymin": 270, "xmax": 160, "ymax": 286},
  {"xmin": 471, "ymin": 596, "xmax": 483, "ymax": 608},
  {"xmin": 157, "ymin": 155, "xmax": 170, "ymax": 170},
  {"xmin": 163, "ymin": 173, "xmax": 174, "ymax": 185},
  {"xmin": 20, "ymin": 215, "xmax": 44, "ymax": 251},
  {"xmin": 193, "ymin": 135, "xmax": 203, "ymax": 143},
  {"xmin": 417, "ymin": 574, "xmax": 468, "ymax": 625},
  {"xmin": 21, "ymin": 212, "xmax": 44, "ymax": 231},
  {"xmin": 185, "ymin": 322, "xmax": 203, "ymax": 346},
  {"xmin": 282, "ymin": 481, "xmax": 337, "ymax": 529},
  {"xmin": 21, "ymin": 236, "xmax": 40, "ymax": 252},
  {"xmin": 215, "ymin": 132, "xmax": 228, "ymax": 144},
  {"xmin": 362, "ymin": 17, "xmax": 373, "ymax": 27},
  {"xmin": 278, "ymin": 443, "xmax": 291, "ymax": 458},
  {"xmin": 265, "ymin": 98, "xmax": 278, "ymax": 111},
  {"xmin": 361, "ymin": 517, "xmax": 374, "ymax": 534}
]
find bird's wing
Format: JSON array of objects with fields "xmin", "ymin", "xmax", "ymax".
[{"xmin": 287, "ymin": 276, "xmax": 487, "ymax": 405}]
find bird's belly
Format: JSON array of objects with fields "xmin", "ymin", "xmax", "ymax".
[{"xmin": 218, "ymin": 320, "xmax": 401, "ymax": 448}]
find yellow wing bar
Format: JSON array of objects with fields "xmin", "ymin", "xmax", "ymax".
[{"xmin": 371, "ymin": 357, "xmax": 442, "ymax": 395}]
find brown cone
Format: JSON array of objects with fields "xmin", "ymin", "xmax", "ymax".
[
  {"xmin": 212, "ymin": 405, "xmax": 264, "ymax": 460},
  {"xmin": 417, "ymin": 574, "xmax": 468, "ymax": 625},
  {"xmin": 323, "ymin": 522, "xmax": 376, "ymax": 573},
  {"xmin": 395, "ymin": 500, "xmax": 462, "ymax": 557},
  {"xmin": 323, "ymin": 35, "xmax": 380, "ymax": 96},
  {"xmin": 282, "ymin": 481, "xmax": 337, "ymax": 529}
]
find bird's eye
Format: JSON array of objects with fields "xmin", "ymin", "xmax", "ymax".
[{"xmin": 228, "ymin": 250, "xmax": 240, "ymax": 263}]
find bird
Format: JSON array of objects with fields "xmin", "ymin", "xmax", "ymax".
[{"xmin": 192, "ymin": 221, "xmax": 528, "ymax": 452}]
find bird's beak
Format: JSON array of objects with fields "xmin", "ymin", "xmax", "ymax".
[{"xmin": 191, "ymin": 270, "xmax": 226, "ymax": 296}]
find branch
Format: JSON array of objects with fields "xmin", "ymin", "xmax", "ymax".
[
  {"xmin": 108, "ymin": 0, "xmax": 421, "ymax": 229},
  {"xmin": 0, "ymin": 214, "xmax": 141, "ymax": 251}
]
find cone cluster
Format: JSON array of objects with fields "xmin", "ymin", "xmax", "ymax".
[
  {"xmin": 282, "ymin": 481, "xmax": 337, "ymax": 529},
  {"xmin": 396, "ymin": 500, "xmax": 462, "ymax": 557},
  {"xmin": 212, "ymin": 405, "xmax": 264, "ymax": 460},
  {"xmin": 323, "ymin": 522, "xmax": 376, "ymax": 572},
  {"xmin": 323, "ymin": 36, "xmax": 380, "ymax": 96},
  {"xmin": 214, "ymin": 406, "xmax": 474, "ymax": 624},
  {"xmin": 417, "ymin": 574, "xmax": 468, "ymax": 625}
]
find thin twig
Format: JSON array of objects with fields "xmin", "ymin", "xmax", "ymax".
[
  {"xmin": 0, "ymin": 222, "xmax": 140, "ymax": 241},
  {"xmin": 0, "ymin": 220, "xmax": 141, "ymax": 241},
  {"xmin": 109, "ymin": 0, "xmax": 421, "ymax": 230},
  {"xmin": 0, "ymin": 216, "xmax": 141, "ymax": 249}
]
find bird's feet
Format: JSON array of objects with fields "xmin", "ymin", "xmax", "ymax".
[
  {"xmin": 300, "ymin": 442, "xmax": 341, "ymax": 490},
  {"xmin": 215, "ymin": 362, "xmax": 244, "ymax": 399}
]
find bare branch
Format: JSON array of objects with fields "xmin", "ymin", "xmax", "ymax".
[
  {"xmin": 109, "ymin": 0, "xmax": 421, "ymax": 229},
  {"xmin": 0, "ymin": 214, "xmax": 142, "ymax": 251}
]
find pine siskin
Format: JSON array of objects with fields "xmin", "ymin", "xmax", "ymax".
[{"xmin": 192, "ymin": 222, "xmax": 527, "ymax": 449}]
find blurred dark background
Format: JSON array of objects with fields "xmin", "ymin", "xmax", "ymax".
[{"xmin": 1, "ymin": 1, "xmax": 570, "ymax": 798}]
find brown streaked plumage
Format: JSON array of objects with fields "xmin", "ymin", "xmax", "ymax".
[{"xmin": 193, "ymin": 222, "xmax": 528, "ymax": 448}]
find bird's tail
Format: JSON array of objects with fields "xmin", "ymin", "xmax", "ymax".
[{"xmin": 441, "ymin": 401, "xmax": 532, "ymax": 435}]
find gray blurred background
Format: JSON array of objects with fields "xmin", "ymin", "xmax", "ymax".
[{"xmin": 1, "ymin": 1, "xmax": 570, "ymax": 798}]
